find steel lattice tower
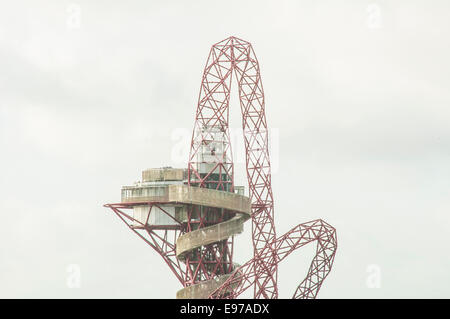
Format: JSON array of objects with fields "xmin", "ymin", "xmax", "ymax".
[{"xmin": 105, "ymin": 36, "xmax": 337, "ymax": 299}]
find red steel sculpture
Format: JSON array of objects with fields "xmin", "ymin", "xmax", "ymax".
[{"xmin": 105, "ymin": 36, "xmax": 337, "ymax": 299}]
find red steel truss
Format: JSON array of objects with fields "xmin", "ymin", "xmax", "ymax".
[
  {"xmin": 105, "ymin": 36, "xmax": 337, "ymax": 299},
  {"xmin": 187, "ymin": 36, "xmax": 336, "ymax": 299},
  {"xmin": 187, "ymin": 36, "xmax": 278, "ymax": 298},
  {"xmin": 104, "ymin": 202, "xmax": 186, "ymax": 284}
]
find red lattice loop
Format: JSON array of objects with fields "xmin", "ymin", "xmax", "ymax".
[{"xmin": 187, "ymin": 37, "xmax": 337, "ymax": 299}]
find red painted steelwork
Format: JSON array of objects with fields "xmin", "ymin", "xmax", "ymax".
[{"xmin": 105, "ymin": 36, "xmax": 337, "ymax": 299}]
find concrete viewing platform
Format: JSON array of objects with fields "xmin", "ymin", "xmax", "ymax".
[{"xmin": 115, "ymin": 167, "xmax": 251, "ymax": 298}]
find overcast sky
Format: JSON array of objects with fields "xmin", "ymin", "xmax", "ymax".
[{"xmin": 1, "ymin": 0, "xmax": 450, "ymax": 298}]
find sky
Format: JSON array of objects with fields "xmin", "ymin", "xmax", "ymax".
[{"xmin": 1, "ymin": 0, "xmax": 450, "ymax": 298}]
